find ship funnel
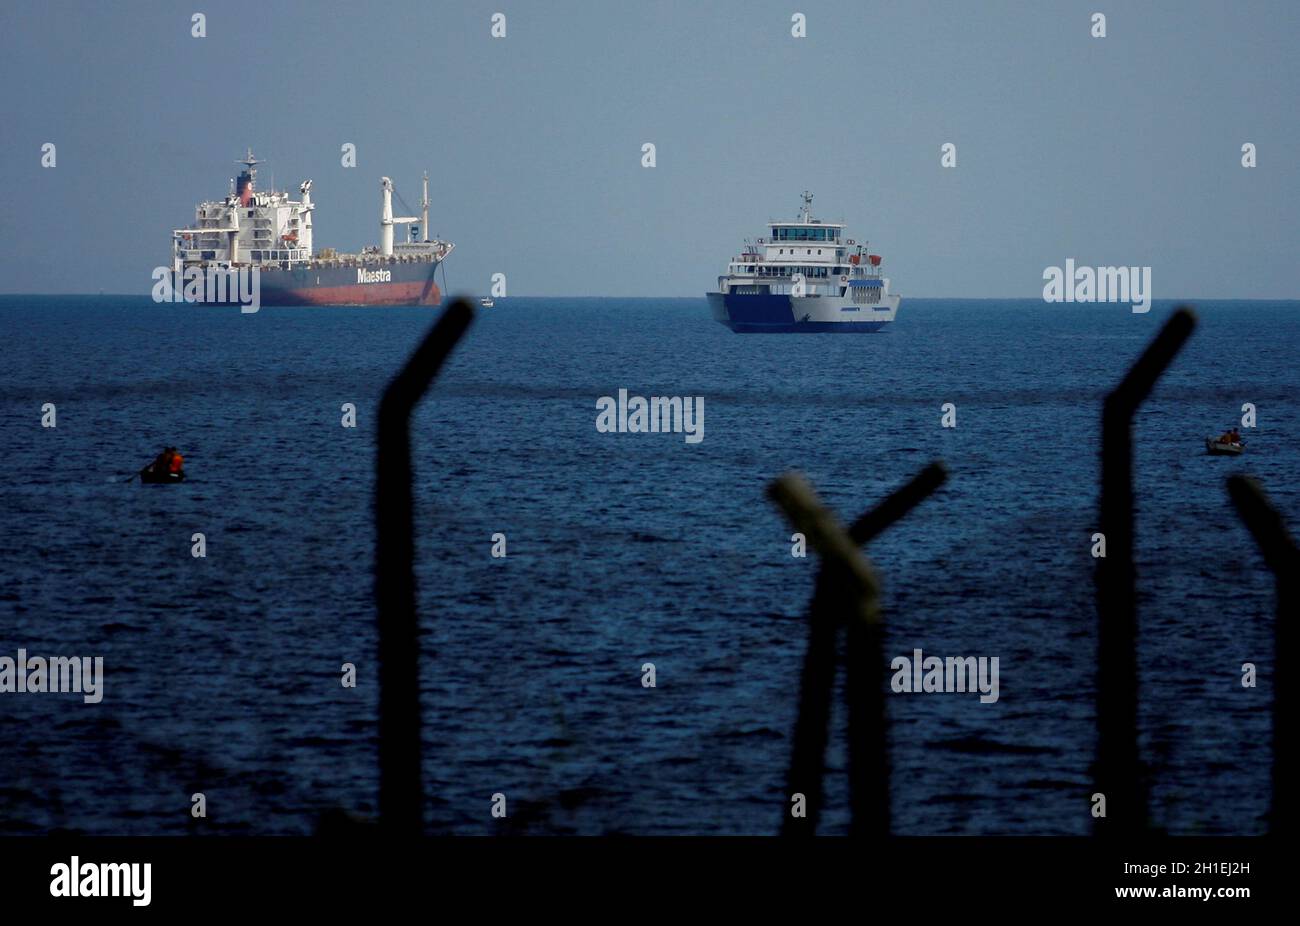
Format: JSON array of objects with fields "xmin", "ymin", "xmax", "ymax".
[
  {"xmin": 380, "ymin": 176, "xmax": 394, "ymax": 257},
  {"xmin": 236, "ymin": 149, "xmax": 261, "ymax": 207}
]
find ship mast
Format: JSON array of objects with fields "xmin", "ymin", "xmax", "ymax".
[
  {"xmin": 799, "ymin": 190, "xmax": 814, "ymax": 223},
  {"xmin": 422, "ymin": 172, "xmax": 430, "ymax": 243},
  {"xmin": 236, "ymin": 148, "xmax": 263, "ymax": 206}
]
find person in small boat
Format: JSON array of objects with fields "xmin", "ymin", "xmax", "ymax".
[
  {"xmin": 1228, "ymin": 428, "xmax": 1241, "ymax": 444},
  {"xmin": 144, "ymin": 447, "xmax": 182, "ymax": 476}
]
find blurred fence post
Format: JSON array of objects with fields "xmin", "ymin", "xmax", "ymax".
[
  {"xmin": 770, "ymin": 462, "xmax": 946, "ymax": 836},
  {"xmin": 1094, "ymin": 306, "xmax": 1195, "ymax": 836},
  {"xmin": 1227, "ymin": 475, "xmax": 1296, "ymax": 836},
  {"xmin": 374, "ymin": 298, "xmax": 474, "ymax": 834}
]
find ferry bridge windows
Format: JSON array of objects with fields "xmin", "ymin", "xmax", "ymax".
[{"xmin": 771, "ymin": 227, "xmax": 840, "ymax": 242}]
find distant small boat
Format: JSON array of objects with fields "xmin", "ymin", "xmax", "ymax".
[
  {"xmin": 479, "ymin": 297, "xmax": 494, "ymax": 308},
  {"xmin": 1205, "ymin": 437, "xmax": 1244, "ymax": 456},
  {"xmin": 140, "ymin": 469, "xmax": 185, "ymax": 484}
]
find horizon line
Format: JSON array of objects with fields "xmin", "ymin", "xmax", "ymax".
[{"xmin": 2, "ymin": 293, "xmax": 1299, "ymax": 304}]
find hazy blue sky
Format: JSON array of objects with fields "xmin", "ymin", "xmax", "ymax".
[{"xmin": 2, "ymin": 0, "xmax": 1297, "ymax": 297}]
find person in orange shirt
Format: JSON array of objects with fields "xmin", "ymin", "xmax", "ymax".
[
  {"xmin": 147, "ymin": 448, "xmax": 170, "ymax": 474},
  {"xmin": 168, "ymin": 448, "xmax": 184, "ymax": 474}
]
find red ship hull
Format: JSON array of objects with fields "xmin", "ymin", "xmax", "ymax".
[
  {"xmin": 260, "ymin": 279, "xmax": 442, "ymax": 306},
  {"xmin": 257, "ymin": 260, "xmax": 443, "ymax": 306}
]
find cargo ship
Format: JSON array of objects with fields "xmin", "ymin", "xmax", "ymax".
[
  {"xmin": 170, "ymin": 150, "xmax": 453, "ymax": 306},
  {"xmin": 707, "ymin": 192, "xmax": 900, "ymax": 332}
]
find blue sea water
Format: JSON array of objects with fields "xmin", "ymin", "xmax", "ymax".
[{"xmin": 0, "ymin": 295, "xmax": 1295, "ymax": 835}]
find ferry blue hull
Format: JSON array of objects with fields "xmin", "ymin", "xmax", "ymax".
[{"xmin": 707, "ymin": 292, "xmax": 892, "ymax": 333}]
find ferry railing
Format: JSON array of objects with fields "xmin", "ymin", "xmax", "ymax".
[
  {"xmin": 374, "ymin": 297, "xmax": 475, "ymax": 834},
  {"xmin": 1094, "ymin": 307, "xmax": 1196, "ymax": 836},
  {"xmin": 768, "ymin": 463, "xmax": 947, "ymax": 836},
  {"xmin": 1226, "ymin": 475, "xmax": 1296, "ymax": 836}
]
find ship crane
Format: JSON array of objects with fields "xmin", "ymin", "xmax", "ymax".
[{"xmin": 381, "ymin": 177, "xmax": 429, "ymax": 255}]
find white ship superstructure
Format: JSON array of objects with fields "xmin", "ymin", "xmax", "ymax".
[{"xmin": 706, "ymin": 192, "xmax": 900, "ymax": 332}]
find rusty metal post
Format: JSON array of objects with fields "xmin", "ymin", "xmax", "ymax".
[
  {"xmin": 375, "ymin": 298, "xmax": 474, "ymax": 834},
  {"xmin": 770, "ymin": 463, "xmax": 947, "ymax": 836},
  {"xmin": 844, "ymin": 461, "xmax": 946, "ymax": 836},
  {"xmin": 1227, "ymin": 475, "xmax": 1297, "ymax": 836},
  {"xmin": 841, "ymin": 563, "xmax": 889, "ymax": 837},
  {"xmin": 770, "ymin": 473, "xmax": 880, "ymax": 836},
  {"xmin": 1094, "ymin": 306, "xmax": 1195, "ymax": 836}
]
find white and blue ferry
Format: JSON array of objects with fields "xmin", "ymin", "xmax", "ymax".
[{"xmin": 707, "ymin": 193, "xmax": 900, "ymax": 332}]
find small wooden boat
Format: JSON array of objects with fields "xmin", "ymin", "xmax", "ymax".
[
  {"xmin": 1205, "ymin": 437, "xmax": 1244, "ymax": 456},
  {"xmin": 140, "ymin": 468, "xmax": 185, "ymax": 484}
]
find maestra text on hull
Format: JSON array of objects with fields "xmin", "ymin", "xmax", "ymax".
[
  {"xmin": 171, "ymin": 150, "xmax": 453, "ymax": 306},
  {"xmin": 707, "ymin": 192, "xmax": 900, "ymax": 332}
]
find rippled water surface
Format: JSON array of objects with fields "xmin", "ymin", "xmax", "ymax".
[{"xmin": 0, "ymin": 296, "xmax": 1295, "ymax": 834}]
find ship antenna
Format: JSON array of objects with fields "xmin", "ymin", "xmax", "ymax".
[
  {"xmin": 237, "ymin": 148, "xmax": 263, "ymax": 171},
  {"xmin": 235, "ymin": 148, "xmax": 264, "ymax": 205},
  {"xmin": 799, "ymin": 190, "xmax": 813, "ymax": 222}
]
